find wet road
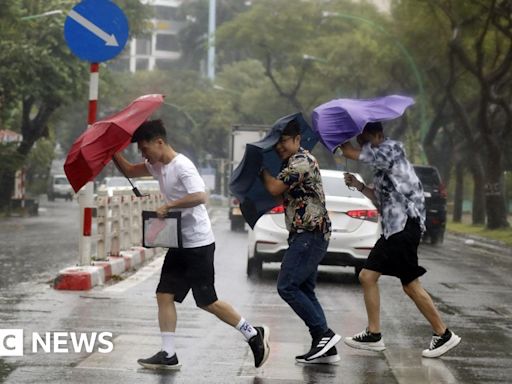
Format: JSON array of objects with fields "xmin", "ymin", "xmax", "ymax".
[
  {"xmin": 0, "ymin": 204, "xmax": 511, "ymax": 383},
  {"xmin": 0, "ymin": 197, "xmax": 79, "ymax": 289}
]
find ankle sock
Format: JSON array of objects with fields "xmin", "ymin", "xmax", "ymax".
[
  {"xmin": 236, "ymin": 317, "xmax": 258, "ymax": 341},
  {"xmin": 161, "ymin": 332, "xmax": 175, "ymax": 357}
]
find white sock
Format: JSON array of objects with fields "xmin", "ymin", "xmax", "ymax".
[
  {"xmin": 236, "ymin": 317, "xmax": 257, "ymax": 341},
  {"xmin": 161, "ymin": 332, "xmax": 175, "ymax": 357}
]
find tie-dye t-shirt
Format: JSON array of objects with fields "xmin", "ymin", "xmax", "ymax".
[{"xmin": 359, "ymin": 139, "xmax": 426, "ymax": 239}]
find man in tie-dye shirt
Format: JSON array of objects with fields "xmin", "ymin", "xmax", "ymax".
[{"xmin": 339, "ymin": 122, "xmax": 460, "ymax": 358}]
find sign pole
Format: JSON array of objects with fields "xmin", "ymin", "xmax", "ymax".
[{"xmin": 78, "ymin": 62, "xmax": 99, "ymax": 265}]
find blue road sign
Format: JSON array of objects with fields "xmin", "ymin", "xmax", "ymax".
[{"xmin": 64, "ymin": 0, "xmax": 129, "ymax": 62}]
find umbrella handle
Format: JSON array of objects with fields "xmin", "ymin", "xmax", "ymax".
[{"xmin": 112, "ymin": 157, "xmax": 149, "ymax": 198}]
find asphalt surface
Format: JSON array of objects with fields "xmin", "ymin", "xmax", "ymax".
[{"xmin": 0, "ymin": 199, "xmax": 511, "ymax": 383}]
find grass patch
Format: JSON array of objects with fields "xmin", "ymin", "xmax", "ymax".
[{"xmin": 447, "ymin": 221, "xmax": 512, "ymax": 246}]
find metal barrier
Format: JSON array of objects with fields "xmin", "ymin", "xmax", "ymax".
[{"xmin": 94, "ymin": 190, "xmax": 165, "ymax": 261}]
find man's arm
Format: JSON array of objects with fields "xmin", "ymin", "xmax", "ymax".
[
  {"xmin": 113, "ymin": 152, "xmax": 151, "ymax": 178},
  {"xmin": 338, "ymin": 141, "xmax": 361, "ymax": 161},
  {"xmin": 260, "ymin": 169, "xmax": 289, "ymax": 196},
  {"xmin": 156, "ymin": 192, "xmax": 207, "ymax": 218},
  {"xmin": 344, "ymin": 172, "xmax": 378, "ymax": 205}
]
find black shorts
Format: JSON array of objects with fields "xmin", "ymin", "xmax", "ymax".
[
  {"xmin": 156, "ymin": 242, "xmax": 218, "ymax": 307},
  {"xmin": 364, "ymin": 218, "xmax": 426, "ymax": 285}
]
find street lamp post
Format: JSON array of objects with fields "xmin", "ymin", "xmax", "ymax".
[
  {"xmin": 322, "ymin": 11, "xmax": 427, "ymax": 156},
  {"xmin": 207, "ymin": 0, "xmax": 216, "ymax": 81}
]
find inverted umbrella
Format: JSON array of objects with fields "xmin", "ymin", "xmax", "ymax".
[
  {"xmin": 64, "ymin": 94, "xmax": 164, "ymax": 193},
  {"xmin": 311, "ymin": 95, "xmax": 415, "ymax": 152},
  {"xmin": 229, "ymin": 112, "xmax": 319, "ymax": 228}
]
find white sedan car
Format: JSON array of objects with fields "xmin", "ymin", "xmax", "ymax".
[{"xmin": 247, "ymin": 169, "xmax": 381, "ymax": 278}]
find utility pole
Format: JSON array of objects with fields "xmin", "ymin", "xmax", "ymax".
[{"xmin": 207, "ymin": 0, "xmax": 216, "ymax": 81}]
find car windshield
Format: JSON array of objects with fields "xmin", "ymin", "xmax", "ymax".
[
  {"xmin": 414, "ymin": 167, "xmax": 440, "ymax": 186},
  {"xmin": 54, "ymin": 177, "xmax": 69, "ymax": 185},
  {"xmin": 106, "ymin": 178, "xmax": 131, "ymax": 187},
  {"xmin": 322, "ymin": 175, "xmax": 362, "ymax": 198}
]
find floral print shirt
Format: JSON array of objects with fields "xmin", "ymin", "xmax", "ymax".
[
  {"xmin": 277, "ymin": 148, "xmax": 331, "ymax": 239},
  {"xmin": 359, "ymin": 138, "xmax": 426, "ymax": 239}
]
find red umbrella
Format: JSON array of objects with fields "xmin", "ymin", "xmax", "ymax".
[{"xmin": 64, "ymin": 94, "xmax": 164, "ymax": 193}]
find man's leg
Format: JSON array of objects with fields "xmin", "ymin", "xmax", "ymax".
[
  {"xmin": 344, "ymin": 268, "xmax": 386, "ymax": 352},
  {"xmin": 402, "ymin": 279, "xmax": 446, "ymax": 335},
  {"xmin": 200, "ymin": 300, "xmax": 241, "ymax": 327},
  {"xmin": 137, "ymin": 293, "xmax": 181, "ymax": 370},
  {"xmin": 359, "ymin": 269, "xmax": 382, "ymax": 333},
  {"xmin": 157, "ymin": 292, "xmax": 177, "ymax": 332}
]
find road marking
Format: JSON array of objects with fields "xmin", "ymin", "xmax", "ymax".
[{"xmin": 383, "ymin": 348, "xmax": 458, "ymax": 383}]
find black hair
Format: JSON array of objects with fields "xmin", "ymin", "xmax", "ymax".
[
  {"xmin": 282, "ymin": 120, "xmax": 301, "ymax": 137},
  {"xmin": 363, "ymin": 121, "xmax": 383, "ymax": 135},
  {"xmin": 131, "ymin": 119, "xmax": 167, "ymax": 143}
]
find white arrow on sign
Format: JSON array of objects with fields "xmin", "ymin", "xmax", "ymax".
[{"xmin": 68, "ymin": 9, "xmax": 119, "ymax": 46}]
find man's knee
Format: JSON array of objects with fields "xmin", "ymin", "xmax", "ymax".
[
  {"xmin": 402, "ymin": 279, "xmax": 421, "ymax": 297},
  {"xmin": 157, "ymin": 292, "xmax": 174, "ymax": 307},
  {"xmin": 359, "ymin": 269, "xmax": 379, "ymax": 285},
  {"xmin": 277, "ymin": 281, "xmax": 295, "ymax": 301}
]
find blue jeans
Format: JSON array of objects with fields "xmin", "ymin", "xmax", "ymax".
[{"xmin": 277, "ymin": 230, "xmax": 329, "ymax": 338}]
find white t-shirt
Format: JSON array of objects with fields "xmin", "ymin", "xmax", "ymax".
[{"xmin": 145, "ymin": 154, "xmax": 215, "ymax": 248}]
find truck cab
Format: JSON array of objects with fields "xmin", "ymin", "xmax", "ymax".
[{"xmin": 229, "ymin": 124, "xmax": 269, "ymax": 231}]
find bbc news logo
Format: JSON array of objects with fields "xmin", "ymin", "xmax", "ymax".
[{"xmin": 0, "ymin": 329, "xmax": 113, "ymax": 356}]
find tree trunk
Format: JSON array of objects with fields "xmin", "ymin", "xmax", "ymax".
[
  {"xmin": 0, "ymin": 171, "xmax": 16, "ymax": 211},
  {"xmin": 472, "ymin": 172, "xmax": 486, "ymax": 225},
  {"xmin": 484, "ymin": 151, "xmax": 510, "ymax": 228},
  {"xmin": 453, "ymin": 162, "xmax": 463, "ymax": 222}
]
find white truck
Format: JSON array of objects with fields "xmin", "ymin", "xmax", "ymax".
[{"xmin": 229, "ymin": 124, "xmax": 270, "ymax": 231}]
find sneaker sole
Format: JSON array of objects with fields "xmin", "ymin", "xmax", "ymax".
[
  {"xmin": 343, "ymin": 337, "xmax": 386, "ymax": 352},
  {"xmin": 137, "ymin": 361, "xmax": 182, "ymax": 370},
  {"xmin": 422, "ymin": 335, "xmax": 461, "ymax": 358},
  {"xmin": 306, "ymin": 333, "xmax": 342, "ymax": 361},
  {"xmin": 297, "ymin": 353, "xmax": 341, "ymax": 364},
  {"xmin": 257, "ymin": 325, "xmax": 270, "ymax": 368}
]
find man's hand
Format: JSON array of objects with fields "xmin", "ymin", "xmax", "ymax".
[
  {"xmin": 156, "ymin": 204, "xmax": 169, "ymax": 218},
  {"xmin": 338, "ymin": 141, "xmax": 361, "ymax": 161},
  {"xmin": 344, "ymin": 172, "xmax": 364, "ymax": 191}
]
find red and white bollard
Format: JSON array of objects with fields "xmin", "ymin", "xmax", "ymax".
[{"xmin": 78, "ymin": 63, "xmax": 99, "ymax": 265}]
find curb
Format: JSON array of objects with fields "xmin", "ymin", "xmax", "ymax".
[
  {"xmin": 53, "ymin": 247, "xmax": 164, "ymax": 291},
  {"xmin": 447, "ymin": 231, "xmax": 512, "ymax": 254}
]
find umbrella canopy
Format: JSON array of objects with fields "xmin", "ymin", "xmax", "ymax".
[
  {"xmin": 229, "ymin": 113, "xmax": 319, "ymax": 228},
  {"xmin": 64, "ymin": 94, "xmax": 164, "ymax": 192},
  {"xmin": 311, "ymin": 95, "xmax": 415, "ymax": 152}
]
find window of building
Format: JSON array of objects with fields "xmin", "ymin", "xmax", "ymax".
[
  {"xmin": 152, "ymin": 5, "xmax": 177, "ymax": 20},
  {"xmin": 136, "ymin": 58, "xmax": 150, "ymax": 71},
  {"xmin": 155, "ymin": 34, "xmax": 179, "ymax": 52},
  {"xmin": 155, "ymin": 59, "xmax": 176, "ymax": 70},
  {"xmin": 135, "ymin": 35, "xmax": 151, "ymax": 55}
]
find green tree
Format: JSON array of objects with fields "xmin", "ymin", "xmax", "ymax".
[{"xmin": 0, "ymin": 0, "xmax": 150, "ymax": 209}]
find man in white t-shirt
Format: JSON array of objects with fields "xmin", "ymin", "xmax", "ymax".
[{"xmin": 113, "ymin": 119, "xmax": 269, "ymax": 370}]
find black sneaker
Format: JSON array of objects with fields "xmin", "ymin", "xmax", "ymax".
[
  {"xmin": 296, "ymin": 346, "xmax": 340, "ymax": 364},
  {"xmin": 344, "ymin": 328, "xmax": 386, "ymax": 351},
  {"xmin": 248, "ymin": 325, "xmax": 270, "ymax": 368},
  {"xmin": 422, "ymin": 329, "xmax": 461, "ymax": 358},
  {"xmin": 137, "ymin": 351, "xmax": 181, "ymax": 370},
  {"xmin": 297, "ymin": 328, "xmax": 341, "ymax": 362}
]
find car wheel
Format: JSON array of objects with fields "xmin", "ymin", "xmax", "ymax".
[
  {"xmin": 247, "ymin": 253, "xmax": 262, "ymax": 278},
  {"xmin": 430, "ymin": 231, "xmax": 444, "ymax": 245},
  {"xmin": 231, "ymin": 217, "xmax": 245, "ymax": 232},
  {"xmin": 354, "ymin": 266, "xmax": 362, "ymax": 280}
]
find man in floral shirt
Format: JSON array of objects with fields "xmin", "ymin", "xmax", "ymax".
[
  {"xmin": 340, "ymin": 122, "xmax": 461, "ymax": 358},
  {"xmin": 260, "ymin": 120, "xmax": 341, "ymax": 364}
]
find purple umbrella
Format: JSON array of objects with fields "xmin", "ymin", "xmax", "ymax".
[{"xmin": 311, "ymin": 95, "xmax": 415, "ymax": 152}]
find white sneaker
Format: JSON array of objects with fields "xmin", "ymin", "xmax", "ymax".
[
  {"xmin": 422, "ymin": 329, "xmax": 461, "ymax": 358},
  {"xmin": 344, "ymin": 328, "xmax": 386, "ymax": 352}
]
